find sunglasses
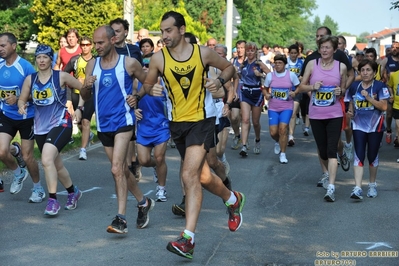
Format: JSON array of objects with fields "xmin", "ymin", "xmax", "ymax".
[{"xmin": 80, "ymin": 43, "xmax": 92, "ymax": 47}]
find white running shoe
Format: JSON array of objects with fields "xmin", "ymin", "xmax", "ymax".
[
  {"xmin": 222, "ymin": 159, "xmax": 230, "ymax": 177},
  {"xmin": 79, "ymin": 149, "xmax": 87, "ymax": 160},
  {"xmin": 343, "ymin": 142, "xmax": 353, "ymax": 161},
  {"xmin": 29, "ymin": 186, "xmax": 46, "ymax": 203},
  {"xmin": 367, "ymin": 183, "xmax": 378, "ymax": 198},
  {"xmin": 10, "ymin": 168, "xmax": 29, "ymax": 194},
  {"xmin": 324, "ymin": 184, "xmax": 335, "ymax": 202},
  {"xmin": 317, "ymin": 172, "xmax": 329, "ymax": 189},
  {"xmin": 156, "ymin": 186, "xmax": 167, "ymax": 202},
  {"xmin": 274, "ymin": 142, "xmax": 281, "ymax": 155},
  {"xmin": 279, "ymin": 153, "xmax": 288, "ymax": 164},
  {"xmin": 253, "ymin": 140, "xmax": 261, "ymax": 154},
  {"xmin": 153, "ymin": 167, "xmax": 158, "ymax": 183}
]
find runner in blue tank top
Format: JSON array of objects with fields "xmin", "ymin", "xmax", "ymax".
[
  {"xmin": 0, "ymin": 32, "xmax": 45, "ymax": 202},
  {"xmin": 18, "ymin": 44, "xmax": 84, "ymax": 215},
  {"xmin": 130, "ymin": 53, "xmax": 170, "ymax": 203},
  {"xmin": 81, "ymin": 25, "xmax": 155, "ymax": 234}
]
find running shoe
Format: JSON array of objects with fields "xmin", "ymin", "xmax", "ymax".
[
  {"xmin": 29, "ymin": 186, "xmax": 46, "ymax": 203},
  {"xmin": 343, "ymin": 142, "xmax": 353, "ymax": 160},
  {"xmin": 367, "ymin": 183, "xmax": 378, "ymax": 198},
  {"xmin": 350, "ymin": 187, "xmax": 363, "ymax": 200},
  {"xmin": 88, "ymin": 131, "xmax": 94, "ymax": 143},
  {"xmin": 11, "ymin": 142, "xmax": 26, "ymax": 168},
  {"xmin": 10, "ymin": 168, "xmax": 29, "ymax": 194},
  {"xmin": 274, "ymin": 142, "xmax": 281, "ymax": 155},
  {"xmin": 324, "ymin": 185, "xmax": 335, "ymax": 202},
  {"xmin": 226, "ymin": 191, "xmax": 246, "ymax": 232},
  {"xmin": 137, "ymin": 197, "xmax": 155, "ymax": 229},
  {"xmin": 231, "ymin": 136, "xmax": 242, "ymax": 150},
  {"xmin": 303, "ymin": 127, "xmax": 310, "ymax": 136},
  {"xmin": 153, "ymin": 166, "xmax": 158, "ymax": 183},
  {"xmin": 279, "ymin": 153, "xmax": 288, "ymax": 164},
  {"xmin": 239, "ymin": 145, "xmax": 248, "ymax": 157},
  {"xmin": 44, "ymin": 198, "xmax": 61, "ymax": 216},
  {"xmin": 65, "ymin": 186, "xmax": 82, "ymax": 210},
  {"xmin": 288, "ymin": 138, "xmax": 295, "ymax": 147},
  {"xmin": 339, "ymin": 152, "xmax": 350, "ymax": 172},
  {"xmin": 317, "ymin": 172, "xmax": 329, "ymax": 189},
  {"xmin": 166, "ymin": 232, "xmax": 195, "ymax": 259},
  {"xmin": 394, "ymin": 137, "xmax": 399, "ymax": 148},
  {"xmin": 172, "ymin": 196, "xmax": 186, "ymax": 216},
  {"xmin": 107, "ymin": 215, "xmax": 128, "ymax": 234},
  {"xmin": 296, "ymin": 117, "xmax": 300, "ymax": 125},
  {"xmin": 222, "ymin": 159, "xmax": 230, "ymax": 177},
  {"xmin": 386, "ymin": 131, "xmax": 392, "ymax": 144},
  {"xmin": 79, "ymin": 149, "xmax": 87, "ymax": 160},
  {"xmin": 168, "ymin": 138, "xmax": 176, "ymax": 148},
  {"xmin": 68, "ymin": 137, "xmax": 75, "ymax": 145},
  {"xmin": 253, "ymin": 140, "xmax": 261, "ymax": 154},
  {"xmin": 0, "ymin": 179, "xmax": 4, "ymax": 192},
  {"xmin": 156, "ymin": 186, "xmax": 167, "ymax": 202}
]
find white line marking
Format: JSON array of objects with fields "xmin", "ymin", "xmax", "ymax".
[
  {"xmin": 57, "ymin": 186, "xmax": 102, "ymax": 195},
  {"xmin": 356, "ymin": 242, "xmax": 393, "ymax": 250},
  {"xmin": 110, "ymin": 190, "xmax": 154, "ymax": 200}
]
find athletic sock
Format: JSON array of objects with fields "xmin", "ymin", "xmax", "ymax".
[{"xmin": 183, "ymin": 229, "xmax": 195, "ymax": 244}]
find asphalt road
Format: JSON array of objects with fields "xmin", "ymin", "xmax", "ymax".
[{"xmin": 1, "ymin": 112, "xmax": 398, "ymax": 266}]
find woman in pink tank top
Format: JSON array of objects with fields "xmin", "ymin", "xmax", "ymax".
[{"xmin": 298, "ymin": 36, "xmax": 347, "ymax": 203}]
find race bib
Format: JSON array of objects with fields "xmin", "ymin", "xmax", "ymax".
[
  {"xmin": 271, "ymin": 87, "xmax": 289, "ymax": 101},
  {"xmin": 354, "ymin": 93, "xmax": 374, "ymax": 111},
  {"xmin": 0, "ymin": 85, "xmax": 19, "ymax": 105},
  {"xmin": 32, "ymin": 86, "xmax": 55, "ymax": 106},
  {"xmin": 312, "ymin": 86, "xmax": 336, "ymax": 107}
]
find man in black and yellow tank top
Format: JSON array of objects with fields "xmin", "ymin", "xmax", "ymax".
[{"xmin": 142, "ymin": 11, "xmax": 246, "ymax": 259}]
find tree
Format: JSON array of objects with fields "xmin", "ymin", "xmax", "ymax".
[
  {"xmin": 0, "ymin": 0, "xmax": 30, "ymax": 10},
  {"xmin": 234, "ymin": 0, "xmax": 317, "ymax": 48},
  {"xmin": 31, "ymin": 0, "xmax": 122, "ymax": 48},
  {"xmin": 322, "ymin": 15, "xmax": 339, "ymax": 35},
  {"xmin": 356, "ymin": 31, "xmax": 370, "ymax": 44},
  {"xmin": 391, "ymin": 1, "xmax": 399, "ymax": 10},
  {"xmin": 0, "ymin": 0, "xmax": 37, "ymax": 41},
  {"xmin": 184, "ymin": 0, "xmax": 225, "ymax": 42},
  {"xmin": 134, "ymin": 0, "xmax": 210, "ymax": 44}
]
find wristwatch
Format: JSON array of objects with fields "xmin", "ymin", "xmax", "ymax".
[
  {"xmin": 77, "ymin": 106, "xmax": 84, "ymax": 111},
  {"xmin": 134, "ymin": 94, "xmax": 141, "ymax": 102},
  {"xmin": 217, "ymin": 77, "xmax": 226, "ymax": 86}
]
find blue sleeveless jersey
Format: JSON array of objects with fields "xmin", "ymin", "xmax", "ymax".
[
  {"xmin": 286, "ymin": 58, "xmax": 304, "ymax": 78},
  {"xmin": 0, "ymin": 56, "xmax": 35, "ymax": 120},
  {"xmin": 136, "ymin": 80, "xmax": 169, "ymax": 137},
  {"xmin": 92, "ymin": 55, "xmax": 135, "ymax": 132},
  {"xmin": 30, "ymin": 70, "xmax": 72, "ymax": 134}
]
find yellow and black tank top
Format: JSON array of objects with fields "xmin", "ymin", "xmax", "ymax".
[{"xmin": 162, "ymin": 44, "xmax": 216, "ymax": 122}]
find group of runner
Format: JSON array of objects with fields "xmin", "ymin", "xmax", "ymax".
[{"xmin": 0, "ymin": 13, "xmax": 398, "ymax": 260}]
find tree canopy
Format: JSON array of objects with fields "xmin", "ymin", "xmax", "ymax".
[
  {"xmin": 31, "ymin": 0, "xmax": 123, "ymax": 48},
  {"xmin": 0, "ymin": 0, "xmax": 380, "ymax": 53}
]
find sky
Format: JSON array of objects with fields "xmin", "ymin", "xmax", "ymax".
[{"xmin": 314, "ymin": 0, "xmax": 399, "ymax": 35}]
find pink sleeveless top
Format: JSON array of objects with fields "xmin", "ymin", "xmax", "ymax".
[{"xmin": 309, "ymin": 59, "xmax": 343, "ymax": 119}]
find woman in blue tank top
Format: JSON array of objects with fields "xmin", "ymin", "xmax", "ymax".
[{"xmin": 18, "ymin": 44, "xmax": 84, "ymax": 216}]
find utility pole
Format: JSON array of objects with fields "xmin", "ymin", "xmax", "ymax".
[
  {"xmin": 225, "ymin": 0, "xmax": 233, "ymax": 59},
  {"xmin": 124, "ymin": 0, "xmax": 134, "ymax": 41}
]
